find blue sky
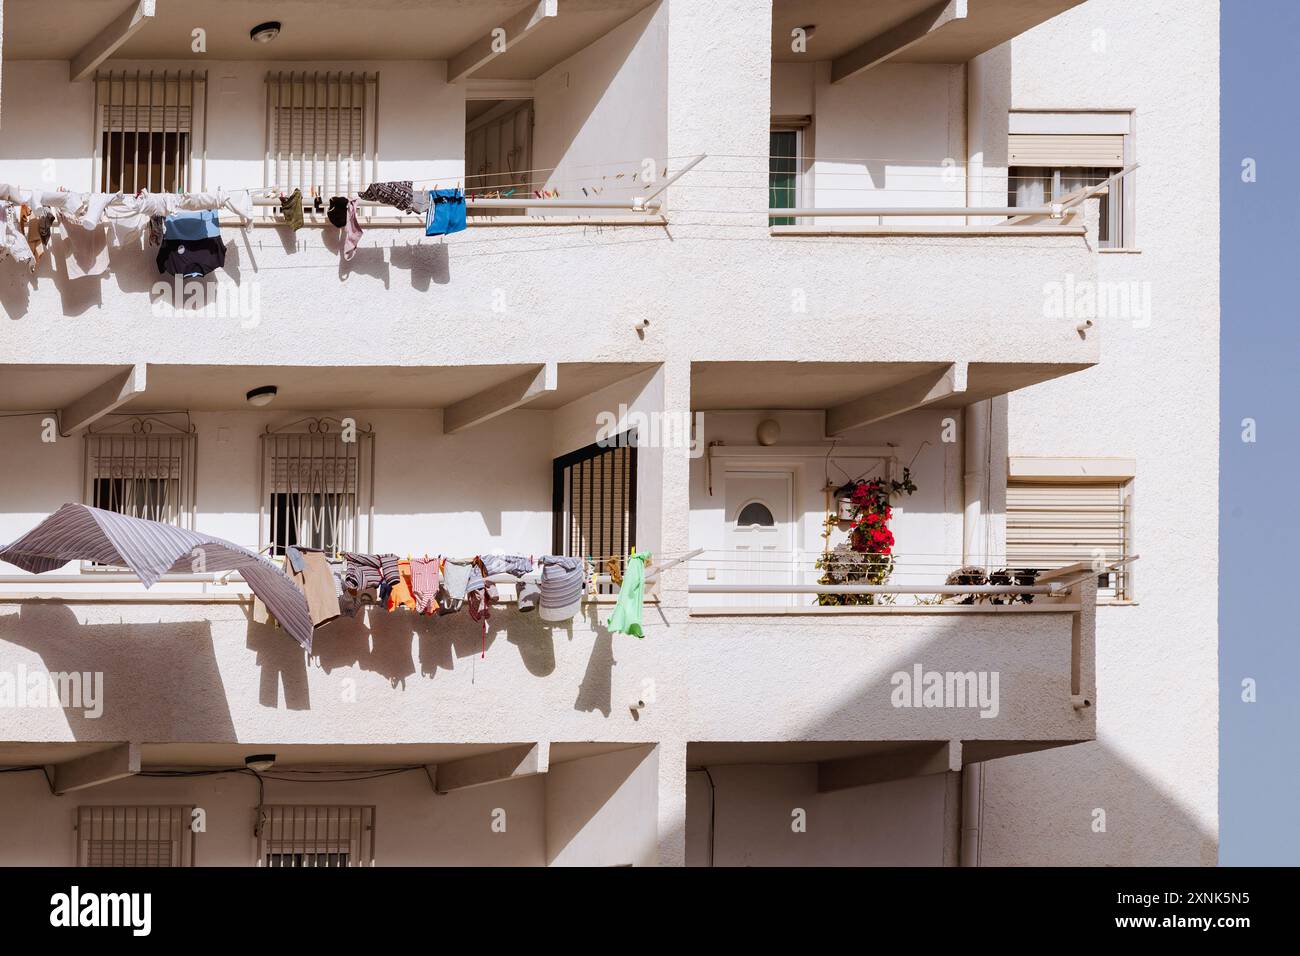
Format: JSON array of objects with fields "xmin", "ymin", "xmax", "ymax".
[{"xmin": 1220, "ymin": 0, "xmax": 1300, "ymax": 865}]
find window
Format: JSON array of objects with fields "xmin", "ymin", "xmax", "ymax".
[
  {"xmin": 257, "ymin": 806, "xmax": 375, "ymax": 868},
  {"xmin": 1007, "ymin": 480, "xmax": 1133, "ymax": 600},
  {"xmin": 95, "ymin": 71, "xmax": 207, "ymax": 194},
  {"xmin": 1009, "ymin": 165, "xmax": 1122, "ymax": 246},
  {"xmin": 265, "ymin": 71, "xmax": 378, "ymax": 198},
  {"xmin": 466, "ymin": 98, "xmax": 533, "ymax": 215},
  {"xmin": 77, "ymin": 806, "xmax": 195, "ymax": 867},
  {"xmin": 736, "ymin": 501, "xmax": 776, "ymax": 527},
  {"xmin": 769, "ymin": 128, "xmax": 800, "ymax": 225},
  {"xmin": 1008, "ymin": 110, "xmax": 1134, "ymax": 248},
  {"xmin": 260, "ymin": 418, "xmax": 374, "ymax": 557},
  {"xmin": 553, "ymin": 432, "xmax": 637, "ymax": 592},
  {"xmin": 83, "ymin": 417, "xmax": 196, "ymax": 528}
]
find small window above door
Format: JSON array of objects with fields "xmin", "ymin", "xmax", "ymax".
[{"xmin": 736, "ymin": 501, "xmax": 776, "ymax": 528}]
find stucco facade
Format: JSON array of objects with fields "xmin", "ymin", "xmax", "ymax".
[{"xmin": 0, "ymin": 0, "xmax": 1216, "ymax": 867}]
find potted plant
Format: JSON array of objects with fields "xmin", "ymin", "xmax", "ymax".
[{"xmin": 817, "ymin": 468, "xmax": 917, "ymax": 605}]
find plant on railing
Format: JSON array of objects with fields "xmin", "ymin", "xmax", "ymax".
[
  {"xmin": 816, "ymin": 468, "xmax": 917, "ymax": 606},
  {"xmin": 942, "ymin": 565, "xmax": 1040, "ymax": 605}
]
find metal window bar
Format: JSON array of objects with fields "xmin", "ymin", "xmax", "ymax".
[
  {"xmin": 77, "ymin": 805, "xmax": 195, "ymax": 867},
  {"xmin": 259, "ymin": 418, "xmax": 375, "ymax": 557},
  {"xmin": 552, "ymin": 432, "xmax": 636, "ymax": 594},
  {"xmin": 257, "ymin": 805, "xmax": 375, "ymax": 867},
  {"xmin": 83, "ymin": 418, "xmax": 197, "ymax": 531},
  {"xmin": 93, "ymin": 70, "xmax": 206, "ymax": 194},
  {"xmin": 265, "ymin": 72, "xmax": 377, "ymax": 206}
]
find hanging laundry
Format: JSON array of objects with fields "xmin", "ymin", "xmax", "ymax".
[
  {"xmin": 539, "ymin": 555, "xmax": 585, "ymax": 622},
  {"xmin": 376, "ymin": 553, "xmax": 401, "ymax": 604},
  {"xmin": 77, "ymin": 191, "xmax": 121, "ymax": 230},
  {"xmin": 327, "ymin": 196, "xmax": 365, "ymax": 261},
  {"xmin": 606, "ymin": 551, "xmax": 650, "ymax": 638},
  {"xmin": 359, "ymin": 180, "xmax": 417, "ymax": 214},
  {"xmin": 287, "ymin": 548, "xmax": 343, "ymax": 628},
  {"xmin": 56, "ymin": 210, "xmax": 109, "ymax": 279},
  {"xmin": 163, "ymin": 209, "xmax": 221, "ymax": 241},
  {"xmin": 24, "ymin": 206, "xmax": 55, "ymax": 264},
  {"xmin": 0, "ymin": 504, "xmax": 315, "ymax": 650},
  {"xmin": 388, "ymin": 558, "xmax": 417, "ymax": 611},
  {"xmin": 516, "ymin": 575, "xmax": 542, "ymax": 613},
  {"xmin": 409, "ymin": 556, "xmax": 441, "ymax": 616},
  {"xmin": 280, "ymin": 188, "xmax": 304, "ymax": 231},
  {"xmin": 175, "ymin": 188, "xmax": 255, "ymax": 227},
  {"xmin": 105, "ymin": 191, "xmax": 174, "ymax": 247},
  {"xmin": 147, "ymin": 215, "xmax": 166, "ymax": 247},
  {"xmin": 481, "ymin": 554, "xmax": 533, "ymax": 577},
  {"xmin": 0, "ymin": 203, "xmax": 36, "ymax": 270},
  {"xmin": 327, "ymin": 196, "xmax": 349, "ymax": 228},
  {"xmin": 439, "ymin": 557, "xmax": 476, "ymax": 612},
  {"xmin": 155, "ymin": 234, "xmax": 226, "ymax": 278},
  {"xmin": 605, "ymin": 556, "xmax": 623, "ymax": 587},
  {"xmin": 343, "ymin": 551, "xmax": 383, "ymax": 593},
  {"xmin": 424, "ymin": 188, "xmax": 466, "ymax": 237}
]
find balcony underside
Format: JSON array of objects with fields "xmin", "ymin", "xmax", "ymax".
[{"xmin": 6, "ymin": 0, "xmax": 657, "ymax": 80}]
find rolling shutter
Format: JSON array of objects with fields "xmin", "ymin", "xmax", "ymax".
[
  {"xmin": 1008, "ymin": 133, "xmax": 1125, "ymax": 167},
  {"xmin": 1007, "ymin": 481, "xmax": 1130, "ymax": 598}
]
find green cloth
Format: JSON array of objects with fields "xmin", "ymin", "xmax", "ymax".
[
  {"xmin": 281, "ymin": 188, "xmax": 303, "ymax": 231},
  {"xmin": 606, "ymin": 551, "xmax": 650, "ymax": 638}
]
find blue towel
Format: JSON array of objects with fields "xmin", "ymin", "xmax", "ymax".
[
  {"xmin": 163, "ymin": 209, "xmax": 221, "ymax": 241},
  {"xmin": 425, "ymin": 189, "xmax": 466, "ymax": 236}
]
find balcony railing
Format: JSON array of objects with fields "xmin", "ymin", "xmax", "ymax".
[{"xmin": 766, "ymin": 159, "xmax": 1138, "ymax": 236}]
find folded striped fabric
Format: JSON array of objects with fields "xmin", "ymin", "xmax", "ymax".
[
  {"xmin": 481, "ymin": 554, "xmax": 534, "ymax": 577},
  {"xmin": 343, "ymin": 552, "xmax": 383, "ymax": 592}
]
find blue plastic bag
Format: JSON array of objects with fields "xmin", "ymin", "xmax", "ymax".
[{"xmin": 425, "ymin": 189, "xmax": 466, "ymax": 236}]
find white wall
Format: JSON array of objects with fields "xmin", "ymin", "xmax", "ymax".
[
  {"xmin": 981, "ymin": 0, "xmax": 1220, "ymax": 866},
  {"xmin": 534, "ymin": 1, "xmax": 668, "ymax": 209},
  {"xmin": 686, "ymin": 764, "xmax": 947, "ymax": 866},
  {"xmin": 545, "ymin": 745, "xmax": 659, "ymax": 866}
]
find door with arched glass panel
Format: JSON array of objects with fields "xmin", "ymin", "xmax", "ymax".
[{"xmin": 723, "ymin": 470, "xmax": 795, "ymax": 607}]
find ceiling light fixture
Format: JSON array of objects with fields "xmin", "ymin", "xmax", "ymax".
[
  {"xmin": 250, "ymin": 21, "xmax": 282, "ymax": 44},
  {"xmin": 245, "ymin": 385, "xmax": 278, "ymax": 407}
]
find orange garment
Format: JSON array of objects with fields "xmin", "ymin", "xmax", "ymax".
[{"xmin": 388, "ymin": 558, "xmax": 417, "ymax": 611}]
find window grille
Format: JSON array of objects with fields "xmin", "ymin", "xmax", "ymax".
[
  {"xmin": 265, "ymin": 72, "xmax": 378, "ymax": 199},
  {"xmin": 94, "ymin": 70, "xmax": 207, "ymax": 193},
  {"xmin": 259, "ymin": 418, "xmax": 374, "ymax": 557},
  {"xmin": 1007, "ymin": 480, "xmax": 1132, "ymax": 600},
  {"xmin": 257, "ymin": 806, "xmax": 375, "ymax": 867},
  {"xmin": 77, "ymin": 806, "xmax": 196, "ymax": 867},
  {"xmin": 83, "ymin": 417, "xmax": 197, "ymax": 529},
  {"xmin": 553, "ymin": 432, "xmax": 636, "ymax": 593}
]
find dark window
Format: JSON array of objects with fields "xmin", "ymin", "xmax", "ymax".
[
  {"xmin": 736, "ymin": 501, "xmax": 776, "ymax": 527},
  {"xmin": 552, "ymin": 431, "xmax": 637, "ymax": 592},
  {"xmin": 101, "ymin": 131, "xmax": 190, "ymax": 194},
  {"xmin": 769, "ymin": 129, "xmax": 799, "ymax": 225}
]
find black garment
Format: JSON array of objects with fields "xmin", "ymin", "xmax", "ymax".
[
  {"xmin": 156, "ymin": 236, "xmax": 227, "ymax": 277},
  {"xmin": 327, "ymin": 196, "xmax": 349, "ymax": 228}
]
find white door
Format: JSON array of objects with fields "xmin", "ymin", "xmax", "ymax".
[{"xmin": 723, "ymin": 470, "xmax": 795, "ymax": 607}]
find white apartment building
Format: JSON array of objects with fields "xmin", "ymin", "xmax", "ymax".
[{"xmin": 0, "ymin": 0, "xmax": 1217, "ymax": 867}]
